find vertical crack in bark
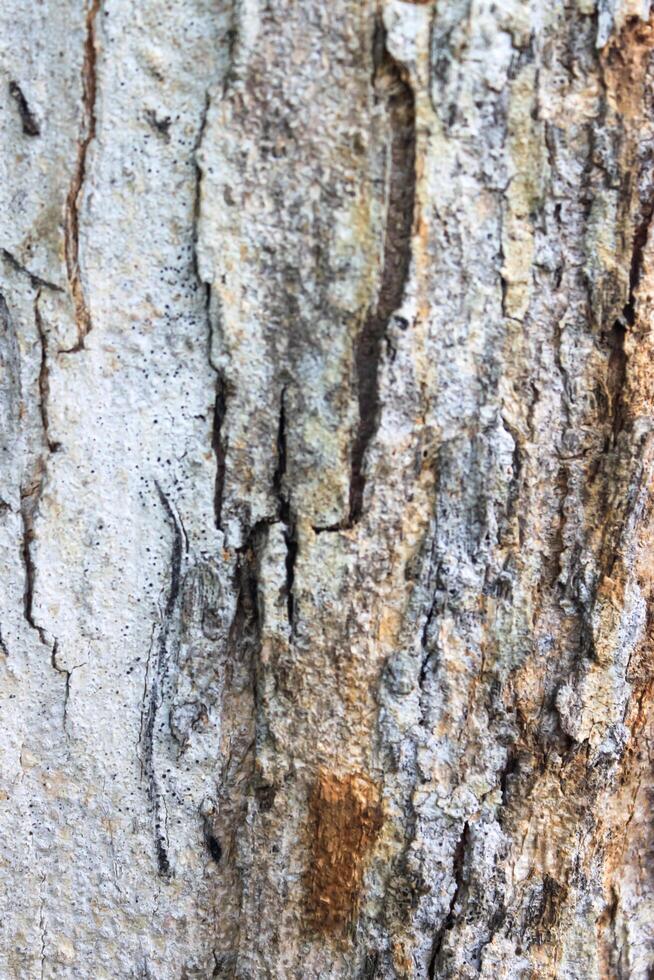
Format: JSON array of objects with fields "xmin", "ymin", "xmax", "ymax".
[
  {"xmin": 608, "ymin": 202, "xmax": 654, "ymax": 442},
  {"xmin": 212, "ymin": 523, "xmax": 262, "ymax": 956},
  {"xmin": 427, "ymin": 821, "xmax": 469, "ymax": 978},
  {"xmin": 19, "ymin": 488, "xmax": 43, "ymax": 644},
  {"xmin": 139, "ymin": 482, "xmax": 184, "ymax": 878},
  {"xmin": 349, "ymin": 16, "xmax": 416, "ymax": 523},
  {"xmin": 192, "ymin": 90, "xmax": 227, "ymax": 532},
  {"xmin": 63, "ymin": 0, "xmax": 100, "ymax": 353},
  {"xmin": 212, "ymin": 381, "xmax": 227, "ymax": 530},
  {"xmin": 34, "ymin": 294, "xmax": 60, "ymax": 455},
  {"xmin": 8, "ymin": 81, "xmax": 40, "ymax": 137},
  {"xmin": 273, "ymin": 390, "xmax": 296, "ymax": 627},
  {"xmin": 498, "ymin": 748, "xmax": 520, "ymax": 808},
  {"xmin": 38, "ymin": 876, "xmax": 47, "ymax": 980},
  {"xmin": 19, "ymin": 293, "xmax": 61, "ymax": 644},
  {"xmin": 17, "ymin": 294, "xmax": 49, "ymax": 644},
  {"xmin": 50, "ymin": 641, "xmax": 86, "ymax": 737}
]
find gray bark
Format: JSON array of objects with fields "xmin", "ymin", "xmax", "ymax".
[{"xmin": 1, "ymin": 0, "xmax": 654, "ymax": 977}]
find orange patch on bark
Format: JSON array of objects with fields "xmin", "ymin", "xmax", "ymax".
[
  {"xmin": 602, "ymin": 14, "xmax": 654, "ymax": 118},
  {"xmin": 305, "ymin": 770, "xmax": 383, "ymax": 933}
]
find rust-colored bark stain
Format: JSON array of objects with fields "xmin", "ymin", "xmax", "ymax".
[
  {"xmin": 305, "ymin": 770, "xmax": 383, "ymax": 933},
  {"xmin": 602, "ymin": 14, "xmax": 654, "ymax": 118}
]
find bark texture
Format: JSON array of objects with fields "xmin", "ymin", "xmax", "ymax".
[{"xmin": 1, "ymin": 0, "xmax": 654, "ymax": 977}]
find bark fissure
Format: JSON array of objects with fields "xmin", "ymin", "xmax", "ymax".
[
  {"xmin": 63, "ymin": 0, "xmax": 100, "ymax": 352},
  {"xmin": 38, "ymin": 879, "xmax": 46, "ymax": 980},
  {"xmin": 427, "ymin": 821, "xmax": 469, "ymax": 978},
  {"xmin": 34, "ymin": 293, "xmax": 60, "ymax": 454},
  {"xmin": 349, "ymin": 16, "xmax": 416, "ymax": 524},
  {"xmin": 212, "ymin": 381, "xmax": 227, "ymax": 531},
  {"xmin": 8, "ymin": 80, "xmax": 40, "ymax": 136},
  {"xmin": 193, "ymin": 90, "xmax": 226, "ymax": 535},
  {"xmin": 1, "ymin": 250, "xmax": 61, "ymax": 292},
  {"xmin": 17, "ymin": 293, "xmax": 61, "ymax": 645},
  {"xmin": 273, "ymin": 390, "xmax": 296, "ymax": 627},
  {"xmin": 139, "ymin": 482, "xmax": 184, "ymax": 878},
  {"xmin": 609, "ymin": 201, "xmax": 654, "ymax": 441},
  {"xmin": 20, "ymin": 481, "xmax": 46, "ymax": 644},
  {"xmin": 50, "ymin": 641, "xmax": 85, "ymax": 736}
]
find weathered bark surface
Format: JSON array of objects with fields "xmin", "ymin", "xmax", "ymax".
[{"xmin": 1, "ymin": 0, "xmax": 654, "ymax": 976}]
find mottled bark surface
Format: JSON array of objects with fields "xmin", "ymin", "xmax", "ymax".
[{"xmin": 1, "ymin": 0, "xmax": 654, "ymax": 977}]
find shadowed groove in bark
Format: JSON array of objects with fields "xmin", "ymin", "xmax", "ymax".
[
  {"xmin": 427, "ymin": 822, "xmax": 469, "ymax": 978},
  {"xmin": 1, "ymin": 249, "xmax": 62, "ymax": 292},
  {"xmin": 212, "ymin": 380, "xmax": 227, "ymax": 531},
  {"xmin": 349, "ymin": 15, "xmax": 416, "ymax": 524},
  {"xmin": 8, "ymin": 81, "xmax": 40, "ymax": 136},
  {"xmin": 19, "ymin": 487, "xmax": 46, "ymax": 645},
  {"xmin": 138, "ymin": 482, "xmax": 184, "ymax": 878},
  {"xmin": 0, "ymin": 292, "xmax": 48, "ymax": 645},
  {"xmin": 191, "ymin": 88, "xmax": 228, "ymax": 535},
  {"xmin": 63, "ymin": 0, "xmax": 101, "ymax": 353},
  {"xmin": 608, "ymin": 200, "xmax": 654, "ymax": 442},
  {"xmin": 273, "ymin": 389, "xmax": 297, "ymax": 627},
  {"xmin": 16, "ymin": 293, "xmax": 61, "ymax": 644},
  {"xmin": 34, "ymin": 293, "xmax": 61, "ymax": 454}
]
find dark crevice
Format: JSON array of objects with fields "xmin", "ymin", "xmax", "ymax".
[
  {"xmin": 427, "ymin": 822, "xmax": 469, "ymax": 978},
  {"xmin": 0, "ymin": 293, "xmax": 46, "ymax": 644},
  {"xmin": 139, "ymin": 482, "xmax": 184, "ymax": 878},
  {"xmin": 349, "ymin": 16, "xmax": 416, "ymax": 524},
  {"xmin": 606, "ymin": 319, "xmax": 627, "ymax": 441},
  {"xmin": 9, "ymin": 81, "xmax": 40, "ymax": 136},
  {"xmin": 16, "ymin": 295, "xmax": 61, "ymax": 645},
  {"xmin": 20, "ymin": 487, "xmax": 46, "ymax": 645},
  {"xmin": 498, "ymin": 747, "xmax": 520, "ymax": 807},
  {"xmin": 145, "ymin": 109, "xmax": 171, "ymax": 141},
  {"xmin": 608, "ymin": 201, "xmax": 654, "ymax": 441},
  {"xmin": 156, "ymin": 483, "xmax": 183, "ymax": 619},
  {"xmin": 1, "ymin": 250, "xmax": 62, "ymax": 292},
  {"xmin": 311, "ymin": 522, "xmax": 345, "ymax": 534},
  {"xmin": 34, "ymin": 294, "xmax": 61, "ymax": 454},
  {"xmin": 207, "ymin": 834, "xmax": 222, "ymax": 863},
  {"xmin": 50, "ymin": 641, "xmax": 85, "ymax": 737},
  {"xmin": 212, "ymin": 380, "xmax": 227, "ymax": 530},
  {"xmin": 274, "ymin": 391, "xmax": 297, "ymax": 627},
  {"xmin": 63, "ymin": 0, "xmax": 101, "ymax": 352},
  {"xmin": 192, "ymin": 90, "xmax": 225, "ymax": 535}
]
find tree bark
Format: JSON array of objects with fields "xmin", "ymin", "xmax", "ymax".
[{"xmin": 1, "ymin": 0, "xmax": 654, "ymax": 976}]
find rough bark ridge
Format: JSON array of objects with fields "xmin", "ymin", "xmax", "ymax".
[{"xmin": 1, "ymin": 0, "xmax": 654, "ymax": 977}]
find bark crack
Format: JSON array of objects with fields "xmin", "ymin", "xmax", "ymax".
[
  {"xmin": 273, "ymin": 390, "xmax": 297, "ymax": 627},
  {"xmin": 349, "ymin": 16, "xmax": 416, "ymax": 524},
  {"xmin": 427, "ymin": 821, "xmax": 469, "ymax": 978},
  {"xmin": 8, "ymin": 81, "xmax": 40, "ymax": 136},
  {"xmin": 63, "ymin": 0, "xmax": 101, "ymax": 353},
  {"xmin": 138, "ymin": 482, "xmax": 184, "ymax": 878},
  {"xmin": 212, "ymin": 379, "xmax": 227, "ymax": 531},
  {"xmin": 38, "ymin": 876, "xmax": 47, "ymax": 980},
  {"xmin": 607, "ymin": 201, "xmax": 654, "ymax": 443},
  {"xmin": 20, "ymin": 480, "xmax": 46, "ymax": 644},
  {"xmin": 50, "ymin": 641, "xmax": 86, "ymax": 737},
  {"xmin": 18, "ymin": 294, "xmax": 60, "ymax": 644},
  {"xmin": 1, "ymin": 250, "xmax": 62, "ymax": 292},
  {"xmin": 192, "ymin": 89, "xmax": 227, "ymax": 533},
  {"xmin": 34, "ymin": 294, "xmax": 61, "ymax": 454}
]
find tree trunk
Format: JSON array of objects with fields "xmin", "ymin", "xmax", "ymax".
[{"xmin": 1, "ymin": 0, "xmax": 654, "ymax": 976}]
